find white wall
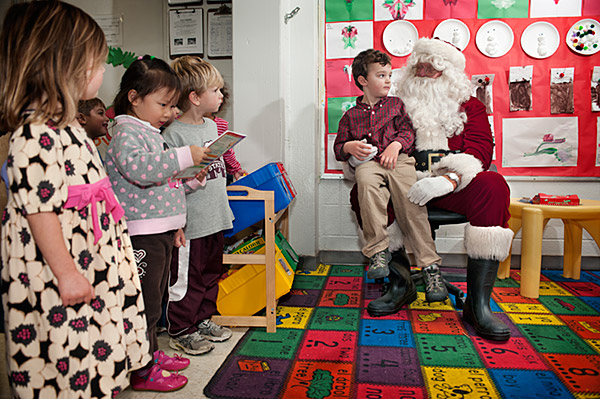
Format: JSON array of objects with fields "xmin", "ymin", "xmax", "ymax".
[
  {"xmin": 67, "ymin": 0, "xmax": 234, "ymax": 124},
  {"xmin": 67, "ymin": 0, "xmax": 168, "ymax": 108},
  {"xmin": 232, "ymin": 0, "xmax": 319, "ymax": 256},
  {"xmin": 232, "ymin": 0, "xmax": 600, "ymax": 262}
]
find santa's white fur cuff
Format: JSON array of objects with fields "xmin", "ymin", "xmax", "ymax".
[{"xmin": 431, "ymin": 153, "xmax": 482, "ymax": 192}]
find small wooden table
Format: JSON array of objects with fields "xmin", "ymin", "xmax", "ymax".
[{"xmin": 497, "ymin": 198, "xmax": 600, "ymax": 298}]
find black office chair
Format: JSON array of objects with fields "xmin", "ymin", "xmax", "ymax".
[
  {"xmin": 409, "ymin": 206, "xmax": 467, "ymax": 308},
  {"xmin": 373, "ymin": 206, "xmax": 467, "ymax": 308}
]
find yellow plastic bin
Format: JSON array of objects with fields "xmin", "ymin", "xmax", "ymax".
[{"xmin": 217, "ymin": 233, "xmax": 297, "ymax": 316}]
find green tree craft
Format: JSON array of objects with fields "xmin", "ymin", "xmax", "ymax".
[{"xmin": 107, "ymin": 46, "xmax": 137, "ymax": 69}]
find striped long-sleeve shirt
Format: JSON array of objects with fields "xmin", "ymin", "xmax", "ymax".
[
  {"xmin": 213, "ymin": 116, "xmax": 242, "ymax": 175},
  {"xmin": 333, "ymin": 96, "xmax": 415, "ymax": 162}
]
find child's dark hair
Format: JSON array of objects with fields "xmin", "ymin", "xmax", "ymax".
[
  {"xmin": 78, "ymin": 98, "xmax": 106, "ymax": 116},
  {"xmin": 352, "ymin": 49, "xmax": 391, "ymax": 90},
  {"xmin": 113, "ymin": 55, "xmax": 181, "ymax": 116}
]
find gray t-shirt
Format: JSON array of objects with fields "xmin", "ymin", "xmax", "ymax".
[{"xmin": 163, "ymin": 118, "xmax": 234, "ymax": 239}]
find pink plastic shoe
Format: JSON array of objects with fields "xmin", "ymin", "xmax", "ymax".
[
  {"xmin": 130, "ymin": 364, "xmax": 188, "ymax": 392},
  {"xmin": 154, "ymin": 350, "xmax": 190, "ymax": 371}
]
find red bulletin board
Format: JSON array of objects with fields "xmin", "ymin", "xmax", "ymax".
[{"xmin": 323, "ymin": 14, "xmax": 600, "ymax": 178}]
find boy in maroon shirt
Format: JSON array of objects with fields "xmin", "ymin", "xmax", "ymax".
[{"xmin": 334, "ymin": 49, "xmax": 443, "ymax": 310}]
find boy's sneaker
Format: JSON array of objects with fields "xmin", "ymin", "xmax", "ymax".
[
  {"xmin": 367, "ymin": 249, "xmax": 390, "ymax": 279},
  {"xmin": 154, "ymin": 350, "xmax": 190, "ymax": 371},
  {"xmin": 130, "ymin": 364, "xmax": 187, "ymax": 392},
  {"xmin": 156, "ymin": 326, "xmax": 167, "ymax": 334},
  {"xmin": 197, "ymin": 319, "xmax": 232, "ymax": 342},
  {"xmin": 422, "ymin": 264, "xmax": 448, "ymax": 302},
  {"xmin": 169, "ymin": 331, "xmax": 215, "ymax": 355}
]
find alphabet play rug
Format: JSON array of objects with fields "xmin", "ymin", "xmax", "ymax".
[{"xmin": 204, "ymin": 264, "xmax": 600, "ymax": 398}]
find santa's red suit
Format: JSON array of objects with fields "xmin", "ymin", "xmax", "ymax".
[
  {"xmin": 350, "ymin": 97, "xmax": 512, "ymax": 259},
  {"xmin": 353, "ymin": 38, "xmax": 514, "ymax": 341},
  {"xmin": 425, "ymin": 97, "xmax": 512, "ymax": 260}
]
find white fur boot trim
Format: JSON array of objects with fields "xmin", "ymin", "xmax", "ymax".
[
  {"xmin": 357, "ymin": 221, "xmax": 405, "ymax": 253},
  {"xmin": 464, "ymin": 223, "xmax": 514, "ymax": 261},
  {"xmin": 387, "ymin": 221, "xmax": 405, "ymax": 252}
]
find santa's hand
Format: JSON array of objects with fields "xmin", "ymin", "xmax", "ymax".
[{"xmin": 407, "ymin": 176, "xmax": 454, "ymax": 206}]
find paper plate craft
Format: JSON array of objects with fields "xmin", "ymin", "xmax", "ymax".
[
  {"xmin": 390, "ymin": 68, "xmax": 403, "ymax": 95},
  {"xmin": 566, "ymin": 18, "xmax": 600, "ymax": 55},
  {"xmin": 521, "ymin": 21, "xmax": 560, "ymax": 59},
  {"xmin": 383, "ymin": 20, "xmax": 418, "ymax": 57},
  {"xmin": 433, "ymin": 19, "xmax": 470, "ymax": 51},
  {"xmin": 476, "ymin": 20, "xmax": 514, "ymax": 58}
]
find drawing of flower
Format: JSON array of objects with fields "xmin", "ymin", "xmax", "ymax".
[
  {"xmin": 555, "ymin": 148, "xmax": 574, "ymax": 163},
  {"xmin": 542, "ymin": 134, "xmax": 566, "ymax": 144},
  {"xmin": 524, "ymin": 134, "xmax": 573, "ymax": 165},
  {"xmin": 341, "ymin": 25, "xmax": 358, "ymax": 49},
  {"xmin": 382, "ymin": 0, "xmax": 415, "ymax": 20}
]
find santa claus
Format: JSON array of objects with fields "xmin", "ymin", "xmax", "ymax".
[{"xmin": 365, "ymin": 38, "xmax": 514, "ymax": 341}]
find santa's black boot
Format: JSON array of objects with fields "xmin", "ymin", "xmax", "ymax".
[
  {"xmin": 367, "ymin": 249, "xmax": 417, "ymax": 317},
  {"xmin": 462, "ymin": 257, "xmax": 510, "ymax": 341}
]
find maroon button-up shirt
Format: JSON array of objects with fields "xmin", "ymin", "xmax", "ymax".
[{"xmin": 333, "ymin": 96, "xmax": 415, "ymax": 162}]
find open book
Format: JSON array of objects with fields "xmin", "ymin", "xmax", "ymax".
[{"xmin": 175, "ymin": 130, "xmax": 246, "ymax": 179}]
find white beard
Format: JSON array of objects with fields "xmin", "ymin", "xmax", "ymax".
[{"xmin": 393, "ymin": 73, "xmax": 471, "ymax": 151}]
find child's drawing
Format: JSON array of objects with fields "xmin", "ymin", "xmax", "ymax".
[{"xmin": 502, "ymin": 117, "xmax": 578, "ymax": 167}]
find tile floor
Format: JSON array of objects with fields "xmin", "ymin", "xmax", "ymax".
[{"xmin": 0, "ymin": 328, "xmax": 248, "ymax": 398}]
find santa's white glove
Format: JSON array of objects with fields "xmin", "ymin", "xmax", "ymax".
[
  {"xmin": 407, "ymin": 176, "xmax": 454, "ymax": 206},
  {"xmin": 348, "ymin": 142, "xmax": 378, "ymax": 168}
]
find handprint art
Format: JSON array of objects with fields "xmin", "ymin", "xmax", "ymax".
[{"xmin": 341, "ymin": 25, "xmax": 358, "ymax": 49}]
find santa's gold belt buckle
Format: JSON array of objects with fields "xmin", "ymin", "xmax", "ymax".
[{"xmin": 426, "ymin": 152, "xmax": 447, "ymax": 172}]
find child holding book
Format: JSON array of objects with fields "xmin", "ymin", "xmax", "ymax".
[
  {"xmin": 164, "ymin": 56, "xmax": 234, "ymax": 355},
  {"xmin": 106, "ymin": 55, "xmax": 211, "ymax": 390}
]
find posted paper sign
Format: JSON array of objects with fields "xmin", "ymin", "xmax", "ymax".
[{"xmin": 176, "ymin": 131, "xmax": 245, "ymax": 179}]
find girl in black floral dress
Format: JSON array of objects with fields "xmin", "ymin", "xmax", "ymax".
[{"xmin": 0, "ymin": 2, "xmax": 150, "ymax": 398}]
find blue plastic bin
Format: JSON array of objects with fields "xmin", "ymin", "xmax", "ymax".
[{"xmin": 224, "ymin": 162, "xmax": 295, "ymax": 237}]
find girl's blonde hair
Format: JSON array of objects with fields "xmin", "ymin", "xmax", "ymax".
[
  {"xmin": 0, "ymin": 1, "xmax": 108, "ymax": 133},
  {"xmin": 171, "ymin": 56, "xmax": 224, "ymax": 112}
]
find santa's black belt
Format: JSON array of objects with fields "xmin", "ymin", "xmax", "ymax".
[{"xmin": 412, "ymin": 150, "xmax": 459, "ymax": 172}]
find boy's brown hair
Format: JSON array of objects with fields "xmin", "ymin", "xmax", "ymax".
[
  {"xmin": 352, "ymin": 49, "xmax": 391, "ymax": 91},
  {"xmin": 78, "ymin": 98, "xmax": 106, "ymax": 116},
  {"xmin": 171, "ymin": 56, "xmax": 224, "ymax": 112}
]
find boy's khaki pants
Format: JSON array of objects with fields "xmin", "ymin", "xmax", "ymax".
[{"xmin": 355, "ymin": 153, "xmax": 441, "ymax": 267}]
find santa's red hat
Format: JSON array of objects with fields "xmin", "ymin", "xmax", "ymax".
[{"xmin": 411, "ymin": 38, "xmax": 465, "ymax": 71}]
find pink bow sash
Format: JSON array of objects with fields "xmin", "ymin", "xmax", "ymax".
[{"xmin": 64, "ymin": 177, "xmax": 125, "ymax": 245}]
